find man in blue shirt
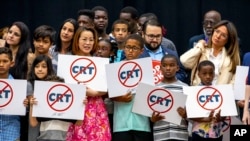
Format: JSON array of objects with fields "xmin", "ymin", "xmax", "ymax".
[{"xmin": 140, "ymin": 19, "xmax": 187, "ymax": 83}]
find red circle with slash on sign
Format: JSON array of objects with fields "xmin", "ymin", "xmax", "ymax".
[
  {"xmin": 0, "ymin": 80, "xmax": 13, "ymax": 108},
  {"xmin": 147, "ymin": 88, "xmax": 174, "ymax": 113},
  {"xmin": 197, "ymin": 86, "xmax": 223, "ymax": 111},
  {"xmin": 46, "ymin": 84, "xmax": 74, "ymax": 112},
  {"xmin": 70, "ymin": 57, "xmax": 97, "ymax": 83},
  {"xmin": 118, "ymin": 61, "xmax": 142, "ymax": 88}
]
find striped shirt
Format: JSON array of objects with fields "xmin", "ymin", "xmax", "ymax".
[
  {"xmin": 153, "ymin": 80, "xmax": 189, "ymax": 141},
  {"xmin": 37, "ymin": 120, "xmax": 72, "ymax": 141}
]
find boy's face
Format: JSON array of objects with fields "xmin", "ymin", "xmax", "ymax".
[
  {"xmin": 119, "ymin": 13, "xmax": 132, "ymax": 23},
  {"xmin": 160, "ymin": 57, "xmax": 179, "ymax": 79},
  {"xmin": 198, "ymin": 65, "xmax": 215, "ymax": 85},
  {"xmin": 94, "ymin": 10, "xmax": 108, "ymax": 31},
  {"xmin": 0, "ymin": 54, "xmax": 14, "ymax": 76},
  {"xmin": 33, "ymin": 37, "xmax": 52, "ymax": 54},
  {"xmin": 78, "ymin": 15, "xmax": 93, "ymax": 28},
  {"xmin": 112, "ymin": 24, "xmax": 129, "ymax": 43},
  {"xmin": 124, "ymin": 39, "xmax": 143, "ymax": 60}
]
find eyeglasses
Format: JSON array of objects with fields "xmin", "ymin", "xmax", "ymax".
[
  {"xmin": 124, "ymin": 46, "xmax": 141, "ymax": 51},
  {"xmin": 145, "ymin": 34, "xmax": 162, "ymax": 40}
]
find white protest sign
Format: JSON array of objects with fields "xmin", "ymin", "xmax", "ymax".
[
  {"xmin": 32, "ymin": 81, "xmax": 86, "ymax": 120},
  {"xmin": 183, "ymin": 86, "xmax": 191, "ymax": 95},
  {"xmin": 234, "ymin": 66, "xmax": 249, "ymax": 100},
  {"xmin": 132, "ymin": 82, "xmax": 187, "ymax": 125},
  {"xmin": 186, "ymin": 85, "xmax": 238, "ymax": 118},
  {"xmin": 0, "ymin": 79, "xmax": 27, "ymax": 115},
  {"xmin": 57, "ymin": 54, "xmax": 109, "ymax": 92},
  {"xmin": 106, "ymin": 57, "xmax": 154, "ymax": 98},
  {"xmin": 222, "ymin": 116, "xmax": 243, "ymax": 141}
]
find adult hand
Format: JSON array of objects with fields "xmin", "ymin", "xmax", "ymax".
[
  {"xmin": 197, "ymin": 39, "xmax": 208, "ymax": 48},
  {"xmin": 242, "ymin": 110, "xmax": 250, "ymax": 125}
]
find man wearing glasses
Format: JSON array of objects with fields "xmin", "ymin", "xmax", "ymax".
[{"xmin": 140, "ymin": 19, "xmax": 187, "ymax": 83}]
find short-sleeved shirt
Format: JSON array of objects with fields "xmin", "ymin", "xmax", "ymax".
[
  {"xmin": 192, "ymin": 83, "xmax": 224, "ymax": 138},
  {"xmin": 153, "ymin": 80, "xmax": 189, "ymax": 141},
  {"xmin": 113, "ymin": 92, "xmax": 151, "ymax": 132},
  {"xmin": 36, "ymin": 119, "xmax": 73, "ymax": 141}
]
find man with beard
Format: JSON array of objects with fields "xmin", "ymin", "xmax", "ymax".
[
  {"xmin": 188, "ymin": 10, "xmax": 221, "ymax": 49},
  {"xmin": 140, "ymin": 19, "xmax": 187, "ymax": 83},
  {"xmin": 92, "ymin": 6, "xmax": 110, "ymax": 40},
  {"xmin": 138, "ymin": 12, "xmax": 176, "ymax": 52}
]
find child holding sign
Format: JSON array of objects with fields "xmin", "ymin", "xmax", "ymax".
[
  {"xmin": 29, "ymin": 75, "xmax": 78, "ymax": 141},
  {"xmin": 0, "ymin": 47, "xmax": 29, "ymax": 141},
  {"xmin": 27, "ymin": 54, "xmax": 56, "ymax": 141},
  {"xmin": 150, "ymin": 54, "xmax": 189, "ymax": 141},
  {"xmin": 190, "ymin": 60, "xmax": 225, "ymax": 141},
  {"xmin": 112, "ymin": 34, "xmax": 152, "ymax": 141}
]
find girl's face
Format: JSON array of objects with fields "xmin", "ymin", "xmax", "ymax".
[
  {"xmin": 95, "ymin": 40, "xmax": 112, "ymax": 58},
  {"xmin": 60, "ymin": 22, "xmax": 75, "ymax": 43},
  {"xmin": 212, "ymin": 25, "xmax": 228, "ymax": 48},
  {"xmin": 6, "ymin": 25, "xmax": 21, "ymax": 46},
  {"xmin": 34, "ymin": 60, "xmax": 48, "ymax": 79},
  {"xmin": 124, "ymin": 39, "xmax": 143, "ymax": 60},
  {"xmin": 78, "ymin": 30, "xmax": 94, "ymax": 56}
]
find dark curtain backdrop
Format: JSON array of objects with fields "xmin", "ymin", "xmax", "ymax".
[{"xmin": 1, "ymin": 0, "xmax": 249, "ymax": 59}]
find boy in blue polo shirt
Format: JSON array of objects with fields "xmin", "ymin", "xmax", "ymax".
[{"xmin": 0, "ymin": 47, "xmax": 28, "ymax": 141}]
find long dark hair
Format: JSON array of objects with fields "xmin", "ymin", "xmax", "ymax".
[
  {"xmin": 28, "ymin": 55, "xmax": 55, "ymax": 88},
  {"xmin": 7, "ymin": 21, "xmax": 31, "ymax": 79},
  {"xmin": 54, "ymin": 18, "xmax": 78, "ymax": 53}
]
